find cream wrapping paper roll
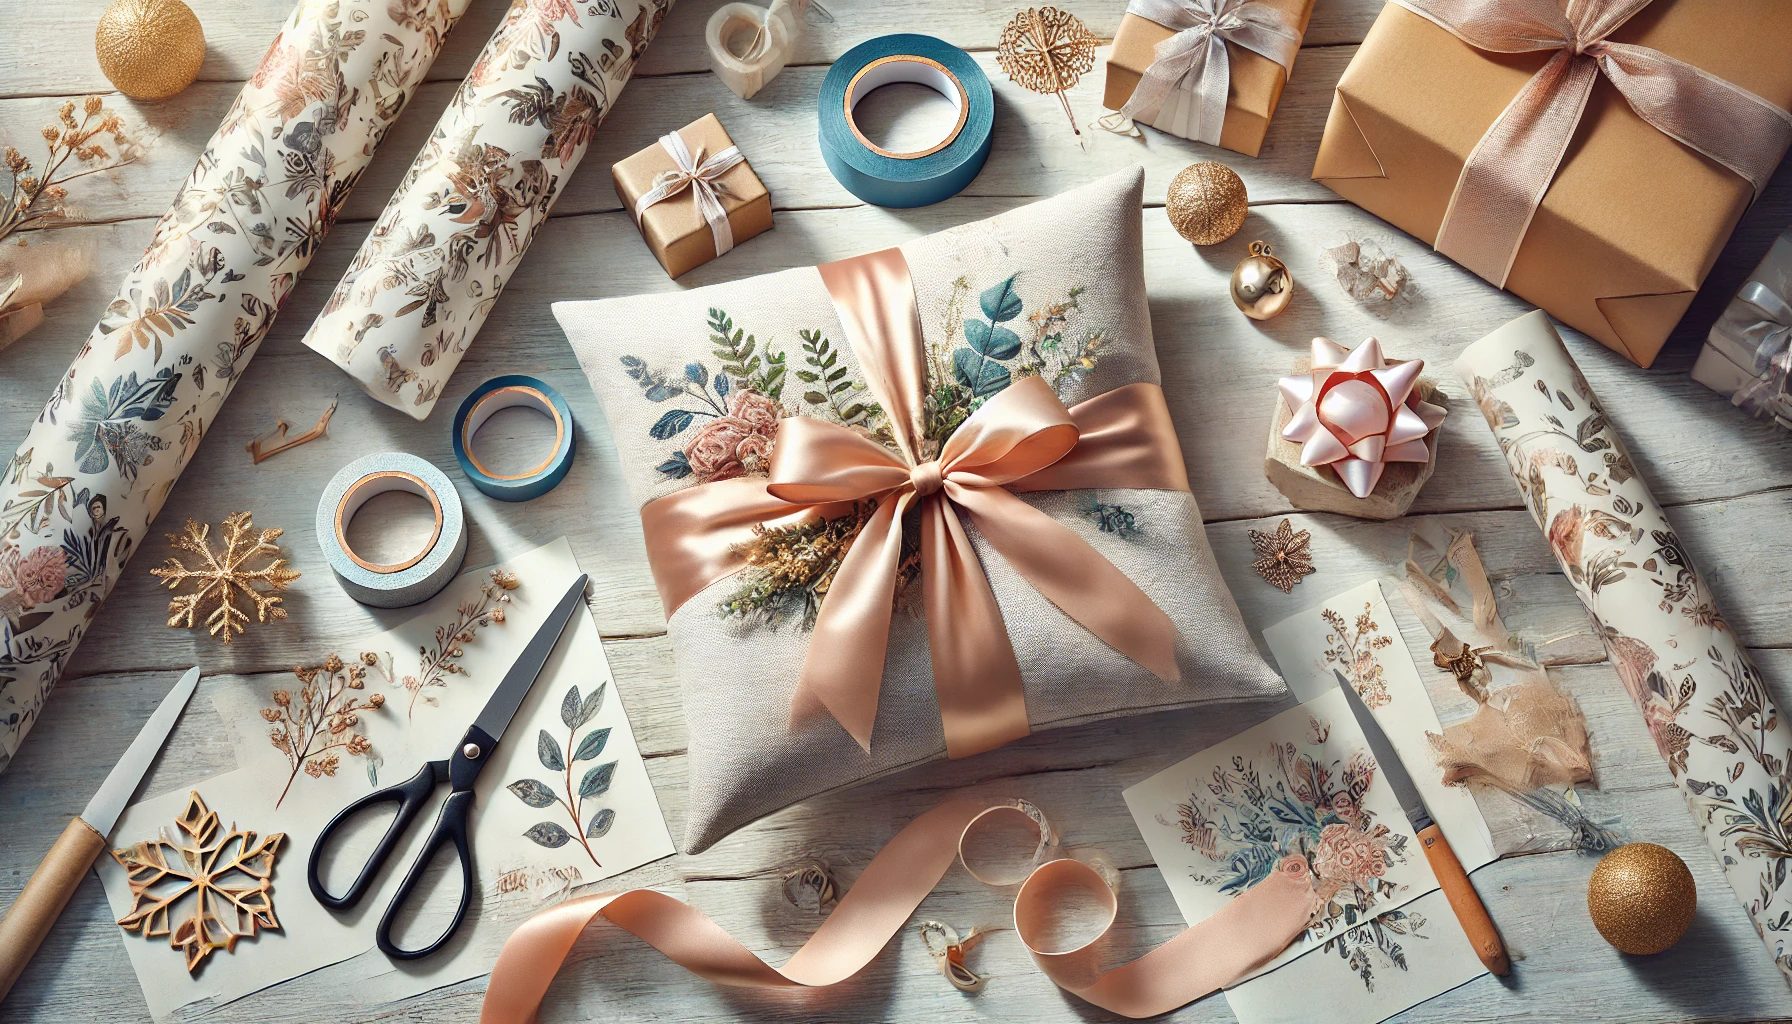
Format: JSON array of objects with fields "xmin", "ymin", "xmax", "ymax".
[
  {"xmin": 301, "ymin": 0, "xmax": 674, "ymax": 420},
  {"xmin": 0, "ymin": 0, "xmax": 471, "ymax": 773},
  {"xmin": 1457, "ymin": 310, "xmax": 1792, "ymax": 981}
]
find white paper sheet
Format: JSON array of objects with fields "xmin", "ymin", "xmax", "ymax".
[{"xmin": 97, "ymin": 539, "xmax": 673, "ymax": 1018}]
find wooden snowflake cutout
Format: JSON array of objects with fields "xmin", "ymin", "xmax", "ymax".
[
  {"xmin": 150, "ymin": 511, "xmax": 300, "ymax": 643},
  {"xmin": 111, "ymin": 791, "xmax": 286, "ymax": 973},
  {"xmin": 1249, "ymin": 518, "xmax": 1316, "ymax": 593},
  {"xmin": 996, "ymin": 6, "xmax": 1098, "ymax": 136}
]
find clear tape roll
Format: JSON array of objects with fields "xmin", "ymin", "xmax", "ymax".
[{"xmin": 707, "ymin": 0, "xmax": 807, "ymax": 99}]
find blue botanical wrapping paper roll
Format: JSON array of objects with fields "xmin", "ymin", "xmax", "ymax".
[
  {"xmin": 0, "ymin": 0, "xmax": 471, "ymax": 772},
  {"xmin": 300, "ymin": 0, "xmax": 673, "ymax": 420}
]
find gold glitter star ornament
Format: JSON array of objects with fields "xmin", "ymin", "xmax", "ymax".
[
  {"xmin": 151, "ymin": 511, "xmax": 300, "ymax": 643},
  {"xmin": 1249, "ymin": 518, "xmax": 1315, "ymax": 593}
]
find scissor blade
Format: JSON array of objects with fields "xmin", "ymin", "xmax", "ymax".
[
  {"xmin": 471, "ymin": 574, "xmax": 589, "ymax": 743},
  {"xmin": 81, "ymin": 666, "xmax": 201, "ymax": 837}
]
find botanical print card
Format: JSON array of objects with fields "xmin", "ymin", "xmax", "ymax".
[
  {"xmin": 1122, "ymin": 686, "xmax": 1438, "ymax": 976},
  {"xmin": 101, "ymin": 539, "xmax": 673, "ymax": 1018},
  {"xmin": 1224, "ymin": 889, "xmax": 1487, "ymax": 1024},
  {"xmin": 1261, "ymin": 579, "xmax": 1497, "ymax": 870}
]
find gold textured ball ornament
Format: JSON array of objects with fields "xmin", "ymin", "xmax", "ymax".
[
  {"xmin": 96, "ymin": 0, "xmax": 206, "ymax": 101},
  {"xmin": 1587, "ymin": 842, "xmax": 1697, "ymax": 955},
  {"xmin": 1230, "ymin": 241, "xmax": 1293, "ymax": 320},
  {"xmin": 1165, "ymin": 161, "xmax": 1249, "ymax": 246}
]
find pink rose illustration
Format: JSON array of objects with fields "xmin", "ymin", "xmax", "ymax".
[
  {"xmin": 684, "ymin": 416, "xmax": 755, "ymax": 483},
  {"xmin": 735, "ymin": 432, "xmax": 773, "ymax": 475},
  {"xmin": 728, "ymin": 390, "xmax": 782, "ymax": 436},
  {"xmin": 1312, "ymin": 822, "xmax": 1387, "ymax": 890},
  {"xmin": 14, "ymin": 546, "xmax": 67, "ymax": 606},
  {"xmin": 1547, "ymin": 505, "xmax": 1586, "ymax": 569}
]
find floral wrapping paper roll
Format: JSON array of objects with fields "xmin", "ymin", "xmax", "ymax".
[
  {"xmin": 1458, "ymin": 310, "xmax": 1792, "ymax": 981},
  {"xmin": 301, "ymin": 0, "xmax": 673, "ymax": 420},
  {"xmin": 0, "ymin": 0, "xmax": 471, "ymax": 773}
]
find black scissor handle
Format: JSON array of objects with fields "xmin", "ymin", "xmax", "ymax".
[
  {"xmin": 375, "ymin": 787, "xmax": 476, "ymax": 960},
  {"xmin": 307, "ymin": 759, "xmax": 448, "ymax": 910}
]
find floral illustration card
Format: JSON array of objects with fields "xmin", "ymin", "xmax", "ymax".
[
  {"xmin": 1261, "ymin": 579, "xmax": 1496, "ymax": 870},
  {"xmin": 1122, "ymin": 685, "xmax": 1439, "ymax": 976}
]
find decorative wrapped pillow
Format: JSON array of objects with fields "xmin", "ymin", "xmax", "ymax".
[{"xmin": 556, "ymin": 168, "xmax": 1285, "ymax": 852}]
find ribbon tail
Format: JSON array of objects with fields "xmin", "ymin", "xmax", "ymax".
[
  {"xmin": 794, "ymin": 494, "xmax": 909, "ymax": 751},
  {"xmin": 921, "ymin": 493, "xmax": 1031, "ymax": 758},
  {"xmin": 1192, "ymin": 32, "xmax": 1230, "ymax": 147},
  {"xmin": 1117, "ymin": 32, "xmax": 1207, "ymax": 129},
  {"xmin": 949, "ymin": 483, "xmax": 1181, "ymax": 685}
]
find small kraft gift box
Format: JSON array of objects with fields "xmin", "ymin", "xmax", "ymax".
[
  {"xmin": 1102, "ymin": 0, "xmax": 1315, "ymax": 157},
  {"xmin": 614, "ymin": 113, "xmax": 773, "ymax": 279}
]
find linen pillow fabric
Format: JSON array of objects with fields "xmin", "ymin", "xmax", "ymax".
[{"xmin": 555, "ymin": 168, "xmax": 1285, "ymax": 852}]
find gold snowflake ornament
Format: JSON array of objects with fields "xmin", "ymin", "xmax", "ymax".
[
  {"xmin": 150, "ymin": 511, "xmax": 300, "ymax": 643},
  {"xmin": 1249, "ymin": 518, "xmax": 1316, "ymax": 593}
]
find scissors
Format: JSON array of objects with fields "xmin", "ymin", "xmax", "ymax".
[{"xmin": 307, "ymin": 573, "xmax": 589, "ymax": 959}]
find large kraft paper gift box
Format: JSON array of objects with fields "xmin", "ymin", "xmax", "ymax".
[
  {"xmin": 1103, "ymin": 0, "xmax": 1315, "ymax": 157},
  {"xmin": 1312, "ymin": 0, "xmax": 1792, "ymax": 368}
]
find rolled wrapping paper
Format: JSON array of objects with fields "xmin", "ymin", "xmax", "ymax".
[
  {"xmin": 0, "ymin": 0, "xmax": 470, "ymax": 773},
  {"xmin": 1457, "ymin": 310, "xmax": 1792, "ymax": 981},
  {"xmin": 451, "ymin": 374, "xmax": 576, "ymax": 501},
  {"xmin": 316, "ymin": 453, "xmax": 468, "ymax": 607},
  {"xmin": 476, "ymin": 800, "xmax": 1319, "ymax": 1023},
  {"xmin": 818, "ymin": 35, "xmax": 994, "ymax": 209},
  {"xmin": 301, "ymin": 0, "xmax": 673, "ymax": 421}
]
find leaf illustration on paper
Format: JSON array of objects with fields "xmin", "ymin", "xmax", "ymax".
[
  {"xmin": 365, "ymin": 568, "xmax": 518, "ymax": 715},
  {"xmin": 509, "ymin": 681, "xmax": 616, "ymax": 865},
  {"xmin": 110, "ymin": 791, "xmax": 286, "ymax": 973}
]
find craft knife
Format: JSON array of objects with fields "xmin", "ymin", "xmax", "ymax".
[
  {"xmin": 1335, "ymin": 668, "xmax": 1511, "ymax": 976},
  {"xmin": 0, "ymin": 665, "xmax": 201, "ymax": 1000}
]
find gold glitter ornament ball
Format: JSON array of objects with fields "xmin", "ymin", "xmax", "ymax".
[
  {"xmin": 1587, "ymin": 843, "xmax": 1696, "ymax": 955},
  {"xmin": 96, "ymin": 0, "xmax": 206, "ymax": 101},
  {"xmin": 1166, "ymin": 161, "xmax": 1248, "ymax": 246}
]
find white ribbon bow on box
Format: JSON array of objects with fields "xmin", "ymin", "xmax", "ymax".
[
  {"xmin": 1101, "ymin": 0, "xmax": 1301, "ymax": 146},
  {"xmin": 633, "ymin": 132, "xmax": 746, "ymax": 257},
  {"xmin": 1732, "ymin": 281, "xmax": 1792, "ymax": 421}
]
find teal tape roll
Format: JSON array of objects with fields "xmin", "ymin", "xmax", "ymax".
[
  {"xmin": 819, "ymin": 34, "xmax": 993, "ymax": 208},
  {"xmin": 316, "ymin": 453, "xmax": 468, "ymax": 608},
  {"xmin": 452, "ymin": 375, "xmax": 576, "ymax": 502}
]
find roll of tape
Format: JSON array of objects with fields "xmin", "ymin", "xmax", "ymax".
[
  {"xmin": 818, "ymin": 35, "xmax": 993, "ymax": 208},
  {"xmin": 317, "ymin": 453, "xmax": 468, "ymax": 608},
  {"xmin": 707, "ymin": 0, "xmax": 802, "ymax": 100},
  {"xmin": 452, "ymin": 375, "xmax": 577, "ymax": 502}
]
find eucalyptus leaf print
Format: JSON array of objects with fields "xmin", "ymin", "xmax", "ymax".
[
  {"xmin": 507, "ymin": 681, "xmax": 618, "ymax": 866},
  {"xmin": 303, "ymin": 0, "xmax": 674, "ymax": 420},
  {"xmin": 1457, "ymin": 311, "xmax": 1792, "ymax": 982},
  {"xmin": 0, "ymin": 0, "xmax": 469, "ymax": 773}
]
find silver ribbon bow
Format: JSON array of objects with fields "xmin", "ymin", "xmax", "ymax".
[
  {"xmin": 1107, "ymin": 0, "xmax": 1301, "ymax": 145},
  {"xmin": 1731, "ymin": 281, "xmax": 1792, "ymax": 420},
  {"xmin": 633, "ymin": 131, "xmax": 746, "ymax": 258}
]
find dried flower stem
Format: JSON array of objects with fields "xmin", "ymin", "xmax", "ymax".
[
  {"xmin": 264, "ymin": 654, "xmax": 386, "ymax": 808},
  {"xmin": 371, "ymin": 569, "xmax": 519, "ymax": 716},
  {"xmin": 2, "ymin": 96, "xmax": 139, "ymax": 248}
]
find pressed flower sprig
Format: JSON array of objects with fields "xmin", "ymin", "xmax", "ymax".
[
  {"xmin": 264, "ymin": 654, "xmax": 387, "ymax": 807},
  {"xmin": 2, "ymin": 96, "xmax": 140, "ymax": 246},
  {"xmin": 368, "ymin": 568, "xmax": 519, "ymax": 716},
  {"xmin": 718, "ymin": 502, "xmax": 920, "ymax": 629}
]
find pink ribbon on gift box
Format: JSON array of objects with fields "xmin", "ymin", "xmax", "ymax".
[
  {"xmin": 1393, "ymin": 0, "xmax": 1792, "ymax": 288},
  {"xmin": 1111, "ymin": 0, "xmax": 1302, "ymax": 145}
]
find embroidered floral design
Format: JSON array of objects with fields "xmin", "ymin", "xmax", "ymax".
[{"xmin": 1321, "ymin": 602, "xmax": 1395, "ymax": 709}]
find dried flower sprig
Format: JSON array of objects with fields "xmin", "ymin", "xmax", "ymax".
[
  {"xmin": 718, "ymin": 502, "xmax": 919, "ymax": 629},
  {"xmin": 368, "ymin": 569, "xmax": 520, "ymax": 716},
  {"xmin": 264, "ymin": 653, "xmax": 387, "ymax": 807},
  {"xmin": 151, "ymin": 512, "xmax": 301, "ymax": 643},
  {"xmin": 2, "ymin": 96, "xmax": 140, "ymax": 247}
]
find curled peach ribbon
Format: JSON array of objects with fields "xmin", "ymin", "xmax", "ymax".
[
  {"xmin": 1392, "ymin": 0, "xmax": 1792, "ymax": 288},
  {"xmin": 477, "ymin": 800, "xmax": 1320, "ymax": 1024},
  {"xmin": 640, "ymin": 249, "xmax": 1190, "ymax": 759}
]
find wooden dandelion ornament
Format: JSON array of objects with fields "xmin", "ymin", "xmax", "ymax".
[{"xmin": 997, "ymin": 7, "xmax": 1098, "ymax": 136}]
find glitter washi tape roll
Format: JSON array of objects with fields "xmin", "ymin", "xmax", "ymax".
[
  {"xmin": 818, "ymin": 34, "xmax": 993, "ymax": 208},
  {"xmin": 317, "ymin": 453, "xmax": 468, "ymax": 608},
  {"xmin": 452, "ymin": 375, "xmax": 577, "ymax": 502}
]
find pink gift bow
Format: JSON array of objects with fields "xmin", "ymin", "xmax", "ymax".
[
  {"xmin": 632, "ymin": 130, "xmax": 746, "ymax": 258},
  {"xmin": 1392, "ymin": 0, "xmax": 1792, "ymax": 288},
  {"xmin": 1109, "ymin": 0, "xmax": 1302, "ymax": 145}
]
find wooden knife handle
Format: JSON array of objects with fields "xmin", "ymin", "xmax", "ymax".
[
  {"xmin": 1417, "ymin": 823, "xmax": 1510, "ymax": 976},
  {"xmin": 0, "ymin": 817, "xmax": 108, "ymax": 1001}
]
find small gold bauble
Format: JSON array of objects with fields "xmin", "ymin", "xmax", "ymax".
[
  {"xmin": 1587, "ymin": 842, "xmax": 1696, "ymax": 956},
  {"xmin": 1166, "ymin": 161, "xmax": 1248, "ymax": 246},
  {"xmin": 1230, "ymin": 240, "xmax": 1293, "ymax": 320},
  {"xmin": 96, "ymin": 0, "xmax": 206, "ymax": 101}
]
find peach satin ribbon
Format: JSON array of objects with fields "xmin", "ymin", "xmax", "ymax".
[
  {"xmin": 640, "ymin": 249, "xmax": 1190, "ymax": 759},
  {"xmin": 477, "ymin": 800, "xmax": 1320, "ymax": 1024},
  {"xmin": 1392, "ymin": 0, "xmax": 1792, "ymax": 288}
]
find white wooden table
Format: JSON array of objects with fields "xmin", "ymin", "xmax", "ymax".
[{"xmin": 4, "ymin": 1, "xmax": 1792, "ymax": 1021}]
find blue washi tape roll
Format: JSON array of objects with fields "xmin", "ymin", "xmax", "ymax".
[
  {"xmin": 316, "ymin": 452, "xmax": 468, "ymax": 608},
  {"xmin": 452, "ymin": 375, "xmax": 576, "ymax": 502},
  {"xmin": 818, "ymin": 34, "xmax": 993, "ymax": 208}
]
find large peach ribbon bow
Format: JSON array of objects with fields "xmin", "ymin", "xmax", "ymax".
[
  {"xmin": 1392, "ymin": 0, "xmax": 1792, "ymax": 288},
  {"xmin": 767, "ymin": 249, "xmax": 1182, "ymax": 758}
]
